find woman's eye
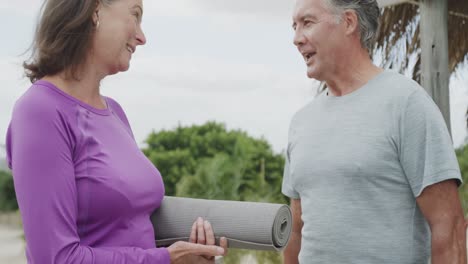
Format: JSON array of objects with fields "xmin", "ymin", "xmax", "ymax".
[{"xmin": 133, "ymin": 12, "xmax": 141, "ymax": 22}]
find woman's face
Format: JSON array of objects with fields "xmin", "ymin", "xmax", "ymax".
[{"xmin": 91, "ymin": 0, "xmax": 146, "ymax": 75}]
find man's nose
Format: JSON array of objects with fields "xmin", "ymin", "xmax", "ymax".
[{"xmin": 293, "ymin": 29, "xmax": 305, "ymax": 47}]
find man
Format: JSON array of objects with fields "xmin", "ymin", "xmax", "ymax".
[{"xmin": 281, "ymin": 0, "xmax": 467, "ymax": 263}]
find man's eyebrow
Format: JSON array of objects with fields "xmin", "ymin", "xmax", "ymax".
[
  {"xmin": 301, "ymin": 13, "xmax": 318, "ymax": 20},
  {"xmin": 292, "ymin": 13, "xmax": 318, "ymax": 28},
  {"xmin": 294, "ymin": 12, "xmax": 318, "ymax": 21}
]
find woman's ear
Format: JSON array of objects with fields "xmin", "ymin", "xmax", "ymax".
[
  {"xmin": 92, "ymin": 2, "xmax": 101, "ymax": 26},
  {"xmin": 342, "ymin": 9, "xmax": 359, "ymax": 36}
]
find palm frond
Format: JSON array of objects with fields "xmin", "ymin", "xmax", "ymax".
[{"xmin": 374, "ymin": 0, "xmax": 468, "ymax": 78}]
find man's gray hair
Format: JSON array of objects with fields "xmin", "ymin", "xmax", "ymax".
[{"xmin": 325, "ymin": 0, "xmax": 380, "ymax": 52}]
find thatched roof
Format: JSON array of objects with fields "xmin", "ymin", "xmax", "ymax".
[{"xmin": 374, "ymin": 0, "xmax": 468, "ymax": 81}]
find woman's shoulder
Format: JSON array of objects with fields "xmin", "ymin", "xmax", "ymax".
[
  {"xmin": 7, "ymin": 81, "xmax": 81, "ymax": 163},
  {"xmin": 15, "ymin": 81, "xmax": 67, "ymax": 115},
  {"xmin": 11, "ymin": 80, "xmax": 80, "ymax": 130}
]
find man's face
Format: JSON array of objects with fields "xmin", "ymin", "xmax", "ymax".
[{"xmin": 292, "ymin": 0, "xmax": 346, "ymax": 80}]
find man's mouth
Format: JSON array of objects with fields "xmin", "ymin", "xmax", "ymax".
[{"xmin": 303, "ymin": 52, "xmax": 316, "ymax": 63}]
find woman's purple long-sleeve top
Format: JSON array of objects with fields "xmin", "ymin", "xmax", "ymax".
[{"xmin": 6, "ymin": 80, "xmax": 171, "ymax": 263}]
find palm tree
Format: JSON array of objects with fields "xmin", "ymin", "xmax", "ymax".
[
  {"xmin": 374, "ymin": 0, "xmax": 468, "ymax": 82},
  {"xmin": 374, "ymin": 0, "xmax": 468, "ymax": 136},
  {"xmin": 375, "ymin": 2, "xmax": 468, "ymax": 217}
]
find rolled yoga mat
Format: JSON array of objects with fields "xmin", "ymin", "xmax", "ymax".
[{"xmin": 151, "ymin": 196, "xmax": 292, "ymax": 251}]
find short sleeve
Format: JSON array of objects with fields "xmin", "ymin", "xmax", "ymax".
[
  {"xmin": 282, "ymin": 143, "xmax": 300, "ymax": 199},
  {"xmin": 399, "ymin": 89, "xmax": 462, "ymax": 197}
]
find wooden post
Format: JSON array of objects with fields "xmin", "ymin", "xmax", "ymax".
[
  {"xmin": 376, "ymin": 0, "xmax": 411, "ymax": 7},
  {"xmin": 420, "ymin": 0, "xmax": 451, "ymax": 134}
]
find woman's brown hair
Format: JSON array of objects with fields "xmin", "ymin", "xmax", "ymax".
[{"xmin": 24, "ymin": 0, "xmax": 114, "ymax": 83}]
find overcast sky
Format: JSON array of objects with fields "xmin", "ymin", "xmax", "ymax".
[{"xmin": 0, "ymin": 0, "xmax": 467, "ymax": 155}]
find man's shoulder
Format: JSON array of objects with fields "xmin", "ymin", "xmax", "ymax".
[
  {"xmin": 377, "ymin": 70, "xmax": 422, "ymax": 96},
  {"xmin": 289, "ymin": 97, "xmax": 319, "ymax": 127}
]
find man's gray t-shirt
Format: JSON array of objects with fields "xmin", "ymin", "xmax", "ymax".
[{"xmin": 282, "ymin": 70, "xmax": 462, "ymax": 263}]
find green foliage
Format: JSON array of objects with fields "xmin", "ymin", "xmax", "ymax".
[
  {"xmin": 455, "ymin": 145, "xmax": 468, "ymax": 216},
  {"xmin": 222, "ymin": 249, "xmax": 282, "ymax": 264},
  {"xmin": 143, "ymin": 122, "xmax": 286, "ymax": 263},
  {"xmin": 0, "ymin": 170, "xmax": 18, "ymax": 212},
  {"xmin": 176, "ymin": 153, "xmax": 243, "ymax": 201},
  {"xmin": 142, "ymin": 122, "xmax": 286, "ymax": 203}
]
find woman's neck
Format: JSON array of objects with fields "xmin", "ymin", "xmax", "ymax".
[{"xmin": 42, "ymin": 65, "xmax": 107, "ymax": 109}]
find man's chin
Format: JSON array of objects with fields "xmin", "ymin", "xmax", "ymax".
[
  {"xmin": 306, "ymin": 68, "xmax": 321, "ymax": 80},
  {"xmin": 307, "ymin": 67, "xmax": 325, "ymax": 82}
]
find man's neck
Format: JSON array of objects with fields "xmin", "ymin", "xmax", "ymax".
[{"xmin": 325, "ymin": 51, "xmax": 383, "ymax": 97}]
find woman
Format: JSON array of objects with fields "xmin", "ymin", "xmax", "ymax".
[{"xmin": 5, "ymin": 0, "xmax": 227, "ymax": 263}]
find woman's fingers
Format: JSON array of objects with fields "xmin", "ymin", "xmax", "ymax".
[
  {"xmin": 189, "ymin": 243, "xmax": 225, "ymax": 256},
  {"xmin": 167, "ymin": 241, "xmax": 224, "ymax": 261},
  {"xmin": 197, "ymin": 217, "xmax": 205, "ymax": 244},
  {"xmin": 178, "ymin": 241, "xmax": 224, "ymax": 256},
  {"xmin": 189, "ymin": 220, "xmax": 197, "ymax": 243},
  {"xmin": 188, "ymin": 217, "xmax": 226, "ymax": 258},
  {"xmin": 220, "ymin": 237, "xmax": 228, "ymax": 256},
  {"xmin": 204, "ymin": 220, "xmax": 215, "ymax": 245}
]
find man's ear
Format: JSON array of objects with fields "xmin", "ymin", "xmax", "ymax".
[{"xmin": 342, "ymin": 9, "xmax": 359, "ymax": 36}]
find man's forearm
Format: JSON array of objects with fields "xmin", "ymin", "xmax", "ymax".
[
  {"xmin": 430, "ymin": 217, "xmax": 467, "ymax": 264},
  {"xmin": 283, "ymin": 231, "xmax": 301, "ymax": 264}
]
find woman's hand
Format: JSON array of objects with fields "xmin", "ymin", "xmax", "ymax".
[
  {"xmin": 189, "ymin": 217, "xmax": 228, "ymax": 260},
  {"xmin": 167, "ymin": 217, "xmax": 228, "ymax": 263}
]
